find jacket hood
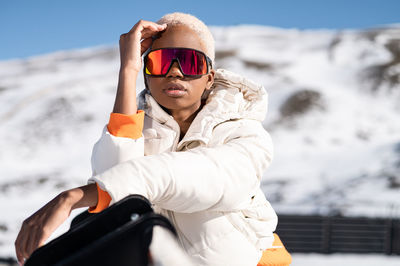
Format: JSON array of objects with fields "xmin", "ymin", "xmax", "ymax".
[
  {"xmin": 139, "ymin": 69, "xmax": 268, "ymax": 122},
  {"xmin": 203, "ymin": 69, "xmax": 268, "ymax": 122},
  {"xmin": 138, "ymin": 69, "xmax": 269, "ymax": 145}
]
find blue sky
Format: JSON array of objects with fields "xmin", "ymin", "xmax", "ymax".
[{"xmin": 1, "ymin": 0, "xmax": 399, "ymax": 60}]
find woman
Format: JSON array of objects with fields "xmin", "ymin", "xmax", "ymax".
[{"xmin": 15, "ymin": 12, "xmax": 290, "ymax": 265}]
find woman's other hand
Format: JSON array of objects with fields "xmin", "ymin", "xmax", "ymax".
[
  {"xmin": 119, "ymin": 20, "xmax": 167, "ymax": 72},
  {"xmin": 14, "ymin": 192, "xmax": 72, "ymax": 264},
  {"xmin": 15, "ymin": 184, "xmax": 97, "ymax": 264}
]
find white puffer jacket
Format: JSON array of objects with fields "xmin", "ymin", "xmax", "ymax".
[{"xmin": 89, "ymin": 69, "xmax": 278, "ymax": 266}]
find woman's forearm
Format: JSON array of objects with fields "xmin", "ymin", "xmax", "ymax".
[
  {"xmin": 66, "ymin": 183, "xmax": 98, "ymax": 210},
  {"xmin": 112, "ymin": 68, "xmax": 139, "ymax": 114}
]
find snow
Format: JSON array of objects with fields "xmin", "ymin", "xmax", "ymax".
[
  {"xmin": 1, "ymin": 25, "xmax": 400, "ymax": 260},
  {"xmin": 291, "ymin": 253, "xmax": 400, "ymax": 266}
]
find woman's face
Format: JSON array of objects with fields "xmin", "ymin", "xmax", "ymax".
[{"xmin": 146, "ymin": 25, "xmax": 215, "ymax": 114}]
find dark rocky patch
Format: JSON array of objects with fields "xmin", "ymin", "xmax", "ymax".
[
  {"xmin": 242, "ymin": 59, "xmax": 275, "ymax": 71},
  {"xmin": 355, "ymin": 130, "xmax": 371, "ymax": 141},
  {"xmin": 215, "ymin": 49, "xmax": 236, "ymax": 60},
  {"xmin": 0, "ymin": 224, "xmax": 8, "ymax": 232},
  {"xmin": 363, "ymin": 38, "xmax": 400, "ymax": 91},
  {"xmin": 328, "ymin": 33, "xmax": 342, "ymax": 61},
  {"xmin": 279, "ymin": 89, "xmax": 324, "ymax": 118},
  {"xmin": 0, "ymin": 174, "xmax": 61, "ymax": 193},
  {"xmin": 81, "ymin": 114, "xmax": 94, "ymax": 122},
  {"xmin": 388, "ymin": 174, "xmax": 400, "ymax": 189},
  {"xmin": 24, "ymin": 96, "xmax": 74, "ymax": 143},
  {"xmin": 261, "ymin": 180, "xmax": 288, "ymax": 203}
]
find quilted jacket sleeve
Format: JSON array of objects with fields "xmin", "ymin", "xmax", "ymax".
[
  {"xmin": 91, "ymin": 112, "xmax": 145, "ymax": 176},
  {"xmin": 89, "ymin": 119, "xmax": 273, "ymax": 213}
]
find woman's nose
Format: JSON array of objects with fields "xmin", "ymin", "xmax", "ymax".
[{"xmin": 166, "ymin": 61, "xmax": 184, "ymax": 78}]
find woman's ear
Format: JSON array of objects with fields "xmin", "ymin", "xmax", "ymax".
[
  {"xmin": 205, "ymin": 69, "xmax": 215, "ymax": 91},
  {"xmin": 201, "ymin": 69, "xmax": 215, "ymax": 101}
]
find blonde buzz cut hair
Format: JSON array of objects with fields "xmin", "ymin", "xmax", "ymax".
[{"xmin": 157, "ymin": 12, "xmax": 215, "ymax": 63}]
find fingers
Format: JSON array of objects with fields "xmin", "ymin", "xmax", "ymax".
[
  {"xmin": 15, "ymin": 223, "xmax": 51, "ymax": 264},
  {"xmin": 15, "ymin": 220, "xmax": 35, "ymax": 263},
  {"xmin": 15, "ymin": 226, "xmax": 26, "ymax": 264},
  {"xmin": 118, "ymin": 20, "xmax": 166, "ymax": 71},
  {"xmin": 129, "ymin": 20, "xmax": 166, "ymax": 35},
  {"xmin": 25, "ymin": 224, "xmax": 42, "ymax": 259},
  {"xmin": 140, "ymin": 37, "xmax": 153, "ymax": 54},
  {"xmin": 140, "ymin": 25, "xmax": 166, "ymax": 40},
  {"xmin": 119, "ymin": 20, "xmax": 166, "ymax": 47},
  {"xmin": 14, "ymin": 194, "xmax": 70, "ymax": 264},
  {"xmin": 15, "ymin": 219, "xmax": 37, "ymax": 264},
  {"xmin": 125, "ymin": 20, "xmax": 166, "ymax": 41},
  {"xmin": 21, "ymin": 225, "xmax": 31, "ymax": 260}
]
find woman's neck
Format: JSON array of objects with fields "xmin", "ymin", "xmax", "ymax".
[{"xmin": 168, "ymin": 104, "xmax": 203, "ymax": 140}]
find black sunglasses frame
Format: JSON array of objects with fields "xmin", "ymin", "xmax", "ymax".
[{"xmin": 143, "ymin": 47, "xmax": 213, "ymax": 78}]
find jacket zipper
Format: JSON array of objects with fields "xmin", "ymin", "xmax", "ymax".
[{"xmin": 166, "ymin": 124, "xmax": 193, "ymax": 249}]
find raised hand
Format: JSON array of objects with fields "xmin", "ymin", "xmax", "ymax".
[
  {"xmin": 113, "ymin": 20, "xmax": 167, "ymax": 115},
  {"xmin": 119, "ymin": 20, "xmax": 167, "ymax": 72}
]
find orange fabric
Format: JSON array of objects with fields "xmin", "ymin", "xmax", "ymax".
[
  {"xmin": 257, "ymin": 233, "xmax": 292, "ymax": 266},
  {"xmin": 88, "ymin": 111, "xmax": 145, "ymax": 213},
  {"xmin": 88, "ymin": 184, "xmax": 112, "ymax": 213},
  {"xmin": 107, "ymin": 110, "xmax": 145, "ymax": 139}
]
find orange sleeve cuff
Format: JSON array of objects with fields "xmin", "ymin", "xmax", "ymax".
[
  {"xmin": 88, "ymin": 183, "xmax": 112, "ymax": 213},
  {"xmin": 107, "ymin": 110, "xmax": 145, "ymax": 139},
  {"xmin": 257, "ymin": 233, "xmax": 292, "ymax": 266}
]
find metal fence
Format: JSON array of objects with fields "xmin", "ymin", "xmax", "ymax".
[{"xmin": 275, "ymin": 214, "xmax": 400, "ymax": 255}]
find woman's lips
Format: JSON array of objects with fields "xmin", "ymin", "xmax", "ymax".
[{"xmin": 163, "ymin": 84, "xmax": 187, "ymax": 97}]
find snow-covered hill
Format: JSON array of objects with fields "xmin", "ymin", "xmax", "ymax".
[{"xmin": 1, "ymin": 25, "xmax": 399, "ymax": 256}]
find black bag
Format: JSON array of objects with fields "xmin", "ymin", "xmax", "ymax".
[{"xmin": 25, "ymin": 195, "xmax": 176, "ymax": 266}]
